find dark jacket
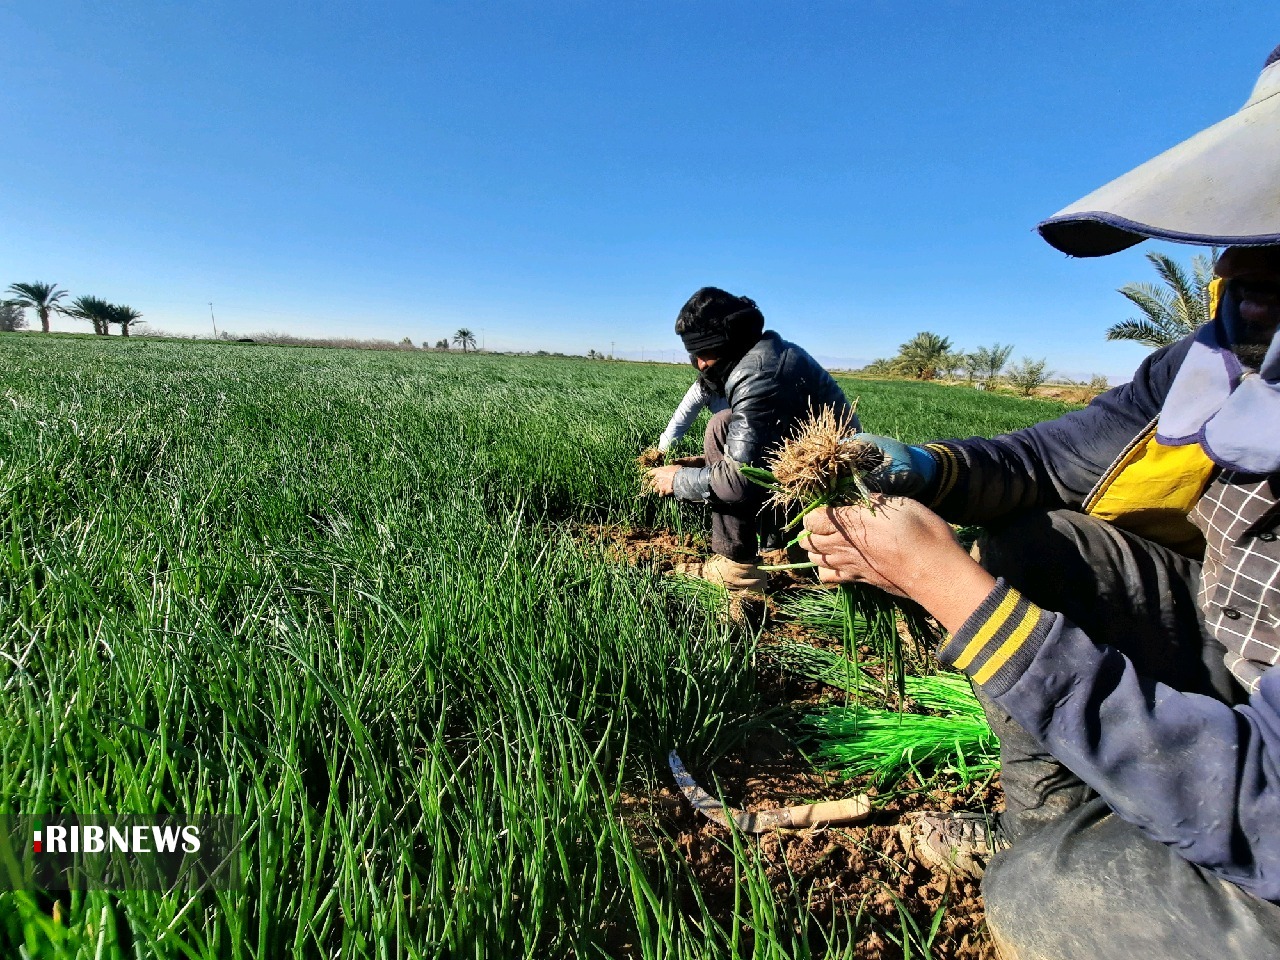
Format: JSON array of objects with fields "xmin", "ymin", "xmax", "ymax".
[
  {"xmin": 927, "ymin": 335, "xmax": 1280, "ymax": 903},
  {"xmin": 925, "ymin": 335, "xmax": 1196, "ymax": 523},
  {"xmin": 672, "ymin": 331, "xmax": 853, "ymax": 504}
]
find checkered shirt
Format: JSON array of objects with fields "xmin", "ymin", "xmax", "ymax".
[{"xmin": 1190, "ymin": 472, "xmax": 1280, "ymax": 692}]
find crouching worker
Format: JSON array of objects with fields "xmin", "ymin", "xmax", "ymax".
[
  {"xmin": 800, "ymin": 44, "xmax": 1280, "ymax": 960},
  {"xmin": 646, "ymin": 287, "xmax": 854, "ymax": 614}
]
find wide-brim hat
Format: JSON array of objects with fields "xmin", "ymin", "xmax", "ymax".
[{"xmin": 1038, "ymin": 45, "xmax": 1280, "ymax": 257}]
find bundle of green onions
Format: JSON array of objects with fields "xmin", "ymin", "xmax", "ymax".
[
  {"xmin": 742, "ymin": 406, "xmax": 926, "ymax": 697},
  {"xmin": 777, "ymin": 643, "xmax": 998, "ymax": 789},
  {"xmin": 776, "ymin": 586, "xmax": 941, "ymax": 700},
  {"xmin": 740, "ymin": 404, "xmax": 880, "ymax": 526},
  {"xmin": 808, "ymin": 697, "xmax": 998, "ymax": 790}
]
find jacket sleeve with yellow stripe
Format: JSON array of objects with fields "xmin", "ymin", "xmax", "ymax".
[
  {"xmin": 922, "ymin": 336, "xmax": 1194, "ymax": 524},
  {"xmin": 944, "ymin": 580, "xmax": 1280, "ymax": 903}
]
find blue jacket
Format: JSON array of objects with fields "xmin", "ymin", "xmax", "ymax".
[{"xmin": 928, "ymin": 336, "xmax": 1280, "ymax": 903}]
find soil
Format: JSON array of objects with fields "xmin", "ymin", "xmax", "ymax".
[
  {"xmin": 585, "ymin": 522, "xmax": 1001, "ymax": 960},
  {"xmin": 577, "ymin": 523, "xmax": 707, "ymax": 573},
  {"xmin": 575, "ymin": 522, "xmax": 819, "ymax": 592}
]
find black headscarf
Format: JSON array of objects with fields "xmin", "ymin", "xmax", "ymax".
[{"xmin": 674, "ymin": 287, "xmax": 766, "ymax": 395}]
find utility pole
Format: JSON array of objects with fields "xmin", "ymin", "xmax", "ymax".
[
  {"xmin": 610, "ymin": 340, "xmax": 615, "ymax": 361},
  {"xmin": 209, "ymin": 302, "xmax": 218, "ymax": 339}
]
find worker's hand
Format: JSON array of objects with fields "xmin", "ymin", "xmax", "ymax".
[
  {"xmin": 801, "ymin": 498, "xmax": 957, "ymax": 594},
  {"xmin": 802, "ymin": 498, "xmax": 996, "ymax": 635},
  {"xmin": 645, "ymin": 464, "xmax": 681, "ymax": 496},
  {"xmin": 852, "ymin": 434, "xmax": 938, "ymax": 497}
]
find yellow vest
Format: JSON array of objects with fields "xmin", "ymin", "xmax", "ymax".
[{"xmin": 1083, "ymin": 425, "xmax": 1214, "ymax": 556}]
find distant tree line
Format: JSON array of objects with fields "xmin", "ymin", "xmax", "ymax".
[
  {"xmin": 859, "ymin": 333, "xmax": 1058, "ymax": 396},
  {"xmin": 419, "ymin": 329, "xmax": 481, "ymax": 351},
  {"xmin": 8, "ymin": 250, "xmax": 1205, "ymax": 366},
  {"xmin": 855, "ymin": 249, "xmax": 1221, "ymax": 396},
  {"xmin": 0, "ymin": 287, "xmax": 486, "ymax": 354},
  {"xmin": 3, "ymin": 281, "xmax": 144, "ymax": 336}
]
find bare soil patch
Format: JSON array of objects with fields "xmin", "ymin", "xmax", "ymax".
[
  {"xmin": 576, "ymin": 522, "xmax": 708, "ymax": 572},
  {"xmin": 576, "ymin": 522, "xmax": 825, "ymax": 595}
]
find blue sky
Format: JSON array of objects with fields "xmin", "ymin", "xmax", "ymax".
[{"xmin": 2, "ymin": 1, "xmax": 1277, "ymax": 379}]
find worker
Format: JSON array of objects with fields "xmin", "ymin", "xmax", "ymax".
[
  {"xmin": 801, "ymin": 44, "xmax": 1280, "ymax": 958},
  {"xmin": 646, "ymin": 286, "xmax": 853, "ymax": 610}
]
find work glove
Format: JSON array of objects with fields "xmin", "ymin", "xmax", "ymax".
[{"xmin": 854, "ymin": 433, "xmax": 937, "ymax": 498}]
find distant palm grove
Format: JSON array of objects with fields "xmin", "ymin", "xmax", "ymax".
[
  {"xmin": 859, "ymin": 331, "xmax": 1062, "ymax": 396},
  {"xmin": 856, "ymin": 247, "xmax": 1219, "ymax": 393},
  {"xmin": 3, "ymin": 281, "xmax": 143, "ymax": 336}
]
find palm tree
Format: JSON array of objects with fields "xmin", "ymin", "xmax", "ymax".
[
  {"xmin": 891, "ymin": 331, "xmax": 954, "ymax": 379},
  {"xmin": 1107, "ymin": 249, "xmax": 1217, "ymax": 348},
  {"xmin": 109, "ymin": 303, "xmax": 143, "ymax": 337},
  {"xmin": 971, "ymin": 343, "xmax": 1015, "ymax": 382},
  {"xmin": 6, "ymin": 282, "xmax": 67, "ymax": 333},
  {"xmin": 936, "ymin": 350, "xmax": 966, "ymax": 380},
  {"xmin": 453, "ymin": 328, "xmax": 477, "ymax": 353},
  {"xmin": 859, "ymin": 357, "xmax": 895, "ymax": 377},
  {"xmin": 65, "ymin": 295, "xmax": 114, "ymax": 335}
]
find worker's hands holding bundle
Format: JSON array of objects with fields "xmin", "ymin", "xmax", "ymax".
[{"xmin": 801, "ymin": 497, "xmax": 995, "ymax": 635}]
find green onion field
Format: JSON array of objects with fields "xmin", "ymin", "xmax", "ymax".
[{"xmin": 0, "ymin": 334, "xmax": 1075, "ymax": 959}]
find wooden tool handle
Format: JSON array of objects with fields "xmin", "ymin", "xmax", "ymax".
[{"xmin": 782, "ymin": 795, "xmax": 871, "ymax": 828}]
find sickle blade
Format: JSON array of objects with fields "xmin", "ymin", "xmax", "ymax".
[{"xmin": 669, "ymin": 749, "xmax": 743, "ymax": 830}]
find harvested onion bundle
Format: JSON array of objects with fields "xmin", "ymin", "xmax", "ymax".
[
  {"xmin": 743, "ymin": 406, "xmax": 925, "ymax": 700},
  {"xmin": 740, "ymin": 403, "xmax": 882, "ymax": 552},
  {"xmin": 759, "ymin": 405, "xmax": 880, "ymax": 513}
]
